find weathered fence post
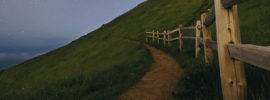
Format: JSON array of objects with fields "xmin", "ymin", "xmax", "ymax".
[
  {"xmin": 167, "ymin": 30, "xmax": 171, "ymax": 47},
  {"xmin": 195, "ymin": 20, "xmax": 201, "ymax": 58},
  {"xmin": 163, "ymin": 30, "xmax": 167, "ymax": 47},
  {"xmin": 201, "ymin": 13, "xmax": 214, "ymax": 64},
  {"xmin": 179, "ymin": 24, "xmax": 183, "ymax": 51},
  {"xmin": 215, "ymin": 0, "xmax": 247, "ymax": 100},
  {"xmin": 152, "ymin": 30, "xmax": 155, "ymax": 42},
  {"xmin": 157, "ymin": 31, "xmax": 160, "ymax": 44}
]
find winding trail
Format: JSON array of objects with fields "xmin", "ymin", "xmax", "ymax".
[{"xmin": 118, "ymin": 45, "xmax": 183, "ymax": 100}]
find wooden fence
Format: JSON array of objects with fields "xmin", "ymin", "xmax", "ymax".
[{"xmin": 145, "ymin": 0, "xmax": 270, "ymax": 100}]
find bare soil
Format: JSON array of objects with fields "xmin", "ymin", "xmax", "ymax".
[{"xmin": 118, "ymin": 45, "xmax": 183, "ymax": 100}]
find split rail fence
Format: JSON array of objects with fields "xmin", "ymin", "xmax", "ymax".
[{"xmin": 145, "ymin": 0, "xmax": 270, "ymax": 100}]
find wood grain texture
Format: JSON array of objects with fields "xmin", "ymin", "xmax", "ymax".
[
  {"xmin": 195, "ymin": 20, "xmax": 201, "ymax": 58},
  {"xmin": 163, "ymin": 30, "xmax": 167, "ymax": 47},
  {"xmin": 201, "ymin": 13, "xmax": 214, "ymax": 64},
  {"xmin": 215, "ymin": 0, "xmax": 247, "ymax": 99},
  {"xmin": 179, "ymin": 24, "xmax": 183, "ymax": 51},
  {"xmin": 205, "ymin": 40, "xmax": 217, "ymax": 50},
  {"xmin": 157, "ymin": 31, "xmax": 160, "ymax": 44},
  {"xmin": 168, "ymin": 30, "xmax": 171, "ymax": 47},
  {"xmin": 152, "ymin": 30, "xmax": 155, "ymax": 42},
  {"xmin": 204, "ymin": 7, "xmax": 216, "ymax": 27},
  {"xmin": 228, "ymin": 44, "xmax": 270, "ymax": 71}
]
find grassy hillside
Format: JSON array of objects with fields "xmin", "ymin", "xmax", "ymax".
[
  {"xmin": 149, "ymin": 0, "xmax": 270, "ymax": 99},
  {"xmin": 1, "ymin": 0, "xmax": 269, "ymax": 99},
  {"xmin": 0, "ymin": 0, "xmax": 208, "ymax": 99}
]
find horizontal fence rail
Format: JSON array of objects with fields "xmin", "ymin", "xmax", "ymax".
[
  {"xmin": 170, "ymin": 28, "xmax": 180, "ymax": 33},
  {"xmin": 182, "ymin": 36, "xmax": 195, "ymax": 40},
  {"xmin": 145, "ymin": 0, "xmax": 267, "ymax": 99},
  {"xmin": 170, "ymin": 37, "xmax": 179, "ymax": 41},
  {"xmin": 158, "ymin": 33, "xmax": 165, "ymax": 35},
  {"xmin": 145, "ymin": 20, "xmax": 269, "ymax": 72},
  {"xmin": 182, "ymin": 26, "xmax": 197, "ymax": 30},
  {"xmin": 146, "ymin": 36, "xmax": 153, "ymax": 38},
  {"xmin": 205, "ymin": 40, "xmax": 217, "ymax": 50},
  {"xmin": 146, "ymin": 32, "xmax": 154, "ymax": 34},
  {"xmin": 228, "ymin": 44, "xmax": 270, "ymax": 70}
]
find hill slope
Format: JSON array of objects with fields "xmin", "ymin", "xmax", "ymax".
[
  {"xmin": 0, "ymin": 0, "xmax": 208, "ymax": 99},
  {"xmin": 148, "ymin": 0, "xmax": 270, "ymax": 99},
  {"xmin": 1, "ymin": 0, "xmax": 270, "ymax": 99}
]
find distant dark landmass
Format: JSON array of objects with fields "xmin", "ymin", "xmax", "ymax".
[{"xmin": 0, "ymin": 59, "xmax": 23, "ymax": 71}]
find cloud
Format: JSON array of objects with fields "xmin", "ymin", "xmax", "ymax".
[{"xmin": 0, "ymin": 52, "xmax": 45, "ymax": 60}]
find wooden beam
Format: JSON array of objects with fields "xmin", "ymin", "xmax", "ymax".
[
  {"xmin": 145, "ymin": 32, "xmax": 148, "ymax": 43},
  {"xmin": 201, "ymin": 13, "xmax": 214, "ymax": 64},
  {"xmin": 157, "ymin": 31, "xmax": 160, "ymax": 44},
  {"xmin": 146, "ymin": 32, "xmax": 154, "ymax": 34},
  {"xmin": 205, "ymin": 40, "xmax": 217, "ymax": 51},
  {"xmin": 221, "ymin": 0, "xmax": 247, "ymax": 9},
  {"xmin": 179, "ymin": 24, "xmax": 183, "ymax": 51},
  {"xmin": 152, "ymin": 30, "xmax": 155, "ymax": 42},
  {"xmin": 182, "ymin": 26, "xmax": 196, "ymax": 30},
  {"xmin": 163, "ymin": 30, "xmax": 167, "ymax": 47},
  {"xmin": 228, "ymin": 44, "xmax": 270, "ymax": 71},
  {"xmin": 167, "ymin": 30, "xmax": 171, "ymax": 47},
  {"xmin": 215, "ymin": 0, "xmax": 247, "ymax": 99},
  {"xmin": 182, "ymin": 36, "xmax": 196, "ymax": 40},
  {"xmin": 198, "ymin": 37, "xmax": 203, "ymax": 44},
  {"xmin": 170, "ymin": 37, "xmax": 179, "ymax": 41},
  {"xmin": 171, "ymin": 28, "xmax": 180, "ymax": 34},
  {"xmin": 204, "ymin": 7, "xmax": 216, "ymax": 27},
  {"xmin": 195, "ymin": 20, "xmax": 201, "ymax": 58}
]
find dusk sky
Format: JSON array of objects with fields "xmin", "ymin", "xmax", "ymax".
[{"xmin": 0, "ymin": 0, "xmax": 146, "ymax": 70}]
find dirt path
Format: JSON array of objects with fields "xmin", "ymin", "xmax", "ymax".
[{"xmin": 118, "ymin": 45, "xmax": 183, "ymax": 100}]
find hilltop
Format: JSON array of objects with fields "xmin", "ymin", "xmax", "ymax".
[{"xmin": 1, "ymin": 0, "xmax": 270, "ymax": 99}]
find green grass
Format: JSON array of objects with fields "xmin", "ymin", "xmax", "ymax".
[
  {"xmin": 1, "ymin": 0, "xmax": 269, "ymax": 99},
  {"xmin": 149, "ymin": 0, "xmax": 270, "ymax": 99},
  {"xmin": 0, "ymin": 37, "xmax": 153, "ymax": 99},
  {"xmin": 0, "ymin": 0, "xmax": 208, "ymax": 99}
]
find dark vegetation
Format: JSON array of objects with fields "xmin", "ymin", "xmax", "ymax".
[{"xmin": 0, "ymin": 0, "xmax": 269, "ymax": 99}]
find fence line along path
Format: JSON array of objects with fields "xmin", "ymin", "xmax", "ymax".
[{"xmin": 145, "ymin": 0, "xmax": 269, "ymax": 100}]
